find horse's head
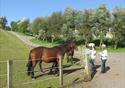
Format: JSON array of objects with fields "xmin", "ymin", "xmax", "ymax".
[{"xmin": 65, "ymin": 40, "xmax": 78, "ymax": 52}]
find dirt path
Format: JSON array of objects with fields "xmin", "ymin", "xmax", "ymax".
[
  {"xmin": 9, "ymin": 31, "xmax": 40, "ymax": 47},
  {"xmin": 69, "ymin": 53, "xmax": 125, "ymax": 88}
]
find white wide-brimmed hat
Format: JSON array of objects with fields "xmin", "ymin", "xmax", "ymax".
[
  {"xmin": 88, "ymin": 43, "xmax": 95, "ymax": 47},
  {"xmin": 101, "ymin": 44, "xmax": 106, "ymax": 48}
]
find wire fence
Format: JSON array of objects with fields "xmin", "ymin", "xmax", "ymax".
[
  {"xmin": 0, "ymin": 61, "xmax": 7, "ymax": 88},
  {"xmin": 0, "ymin": 50, "xmax": 89, "ymax": 88}
]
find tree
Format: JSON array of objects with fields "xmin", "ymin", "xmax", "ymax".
[
  {"xmin": 47, "ymin": 11, "xmax": 64, "ymax": 40},
  {"xmin": 30, "ymin": 17, "xmax": 47, "ymax": 36},
  {"xmin": 10, "ymin": 21, "xmax": 18, "ymax": 31},
  {"xmin": 94, "ymin": 4, "xmax": 111, "ymax": 47},
  {"xmin": 63, "ymin": 7, "xmax": 76, "ymax": 39},
  {"xmin": 61, "ymin": 24, "xmax": 72, "ymax": 40},
  {"xmin": 81, "ymin": 9, "xmax": 94, "ymax": 45},
  {"xmin": 0, "ymin": 16, "xmax": 7, "ymax": 29},
  {"xmin": 18, "ymin": 18, "xmax": 29, "ymax": 33},
  {"xmin": 112, "ymin": 7, "xmax": 125, "ymax": 48},
  {"xmin": 74, "ymin": 10, "xmax": 84, "ymax": 41},
  {"xmin": 5, "ymin": 26, "xmax": 11, "ymax": 31}
]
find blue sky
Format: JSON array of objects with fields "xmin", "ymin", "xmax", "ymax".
[{"xmin": 0, "ymin": 0, "xmax": 125, "ymax": 24}]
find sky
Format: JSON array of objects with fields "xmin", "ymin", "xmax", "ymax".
[{"xmin": 0, "ymin": 0, "xmax": 125, "ymax": 24}]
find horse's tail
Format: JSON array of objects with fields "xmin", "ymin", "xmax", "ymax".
[{"xmin": 26, "ymin": 51, "xmax": 32, "ymax": 76}]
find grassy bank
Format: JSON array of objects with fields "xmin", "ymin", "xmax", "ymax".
[{"xmin": 0, "ymin": 30, "xmax": 84, "ymax": 88}]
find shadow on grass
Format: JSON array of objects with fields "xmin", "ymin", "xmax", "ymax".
[
  {"xmin": 63, "ymin": 67, "xmax": 84, "ymax": 75},
  {"xmin": 35, "ymin": 64, "xmax": 84, "ymax": 79}
]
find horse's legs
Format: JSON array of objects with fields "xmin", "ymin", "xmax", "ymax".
[
  {"xmin": 67, "ymin": 56, "xmax": 70, "ymax": 63},
  {"xmin": 71, "ymin": 56, "xmax": 73, "ymax": 64},
  {"xmin": 54, "ymin": 61, "xmax": 59, "ymax": 76},
  {"xmin": 49, "ymin": 62, "xmax": 56, "ymax": 74},
  {"xmin": 39, "ymin": 60, "xmax": 44, "ymax": 72},
  {"xmin": 31, "ymin": 61, "xmax": 37, "ymax": 79}
]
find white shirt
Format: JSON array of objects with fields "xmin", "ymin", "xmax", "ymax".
[
  {"xmin": 91, "ymin": 49, "xmax": 96, "ymax": 60},
  {"xmin": 100, "ymin": 49, "xmax": 108, "ymax": 60},
  {"xmin": 85, "ymin": 48, "xmax": 90, "ymax": 55}
]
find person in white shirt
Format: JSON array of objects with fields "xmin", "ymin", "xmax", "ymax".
[
  {"xmin": 90, "ymin": 46, "xmax": 97, "ymax": 72},
  {"xmin": 85, "ymin": 45, "xmax": 90, "ymax": 56},
  {"xmin": 99, "ymin": 44, "xmax": 108, "ymax": 73}
]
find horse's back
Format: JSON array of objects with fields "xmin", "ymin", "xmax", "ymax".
[
  {"xmin": 41, "ymin": 47, "xmax": 62, "ymax": 62},
  {"xmin": 30, "ymin": 46, "xmax": 44, "ymax": 60}
]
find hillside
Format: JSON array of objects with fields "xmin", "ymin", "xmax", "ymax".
[
  {"xmin": 0, "ymin": 29, "xmax": 32, "ymax": 61},
  {"xmin": 0, "ymin": 29, "xmax": 84, "ymax": 88}
]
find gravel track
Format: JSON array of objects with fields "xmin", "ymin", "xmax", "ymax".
[{"xmin": 67, "ymin": 53, "xmax": 125, "ymax": 88}]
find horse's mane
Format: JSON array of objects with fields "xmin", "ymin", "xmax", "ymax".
[{"xmin": 53, "ymin": 43, "xmax": 67, "ymax": 48}]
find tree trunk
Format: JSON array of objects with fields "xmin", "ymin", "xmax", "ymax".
[
  {"xmin": 114, "ymin": 41, "xmax": 118, "ymax": 49},
  {"xmin": 99, "ymin": 38, "xmax": 103, "ymax": 49},
  {"xmin": 85, "ymin": 38, "xmax": 88, "ymax": 46}
]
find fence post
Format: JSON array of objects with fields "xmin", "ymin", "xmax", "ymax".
[
  {"xmin": 59, "ymin": 55, "xmax": 63, "ymax": 87},
  {"xmin": 7, "ymin": 60, "xmax": 13, "ymax": 88},
  {"xmin": 84, "ymin": 49, "xmax": 91, "ymax": 81}
]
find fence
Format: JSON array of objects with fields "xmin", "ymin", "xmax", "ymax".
[{"xmin": 0, "ymin": 50, "xmax": 92, "ymax": 88}]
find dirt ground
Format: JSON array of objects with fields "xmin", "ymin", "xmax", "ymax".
[{"xmin": 67, "ymin": 53, "xmax": 125, "ymax": 88}]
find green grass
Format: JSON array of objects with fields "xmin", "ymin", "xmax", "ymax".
[
  {"xmin": 107, "ymin": 47, "xmax": 125, "ymax": 53},
  {"xmin": 0, "ymin": 29, "xmax": 83, "ymax": 88},
  {"xmin": 31, "ymin": 38, "xmax": 57, "ymax": 47},
  {"xmin": 0, "ymin": 29, "xmax": 31, "ymax": 88},
  {"xmin": 95, "ymin": 46, "xmax": 125, "ymax": 53}
]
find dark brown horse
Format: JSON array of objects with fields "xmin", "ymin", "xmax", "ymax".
[
  {"xmin": 67, "ymin": 49, "xmax": 74, "ymax": 64},
  {"xmin": 26, "ymin": 41, "xmax": 77, "ymax": 79}
]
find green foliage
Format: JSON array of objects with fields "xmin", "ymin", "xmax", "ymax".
[
  {"xmin": 94, "ymin": 4, "xmax": 111, "ymax": 47},
  {"xmin": 81, "ymin": 9, "xmax": 94, "ymax": 45},
  {"xmin": 10, "ymin": 21, "xmax": 18, "ymax": 31},
  {"xmin": 0, "ymin": 16, "xmax": 7, "ymax": 29},
  {"xmin": 30, "ymin": 17, "xmax": 47, "ymax": 35},
  {"xmin": 63, "ymin": 7, "xmax": 76, "ymax": 39},
  {"xmin": 47, "ymin": 12, "xmax": 64, "ymax": 39},
  {"xmin": 112, "ymin": 7, "xmax": 125, "ymax": 49},
  {"xmin": 5, "ymin": 26, "xmax": 11, "ymax": 31},
  {"xmin": 17, "ymin": 18, "xmax": 29, "ymax": 33}
]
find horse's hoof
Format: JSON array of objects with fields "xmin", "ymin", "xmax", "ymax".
[
  {"xmin": 31, "ymin": 76, "xmax": 36, "ymax": 80},
  {"xmin": 55, "ymin": 74, "xmax": 59, "ymax": 77},
  {"xmin": 32, "ymin": 78, "xmax": 36, "ymax": 80}
]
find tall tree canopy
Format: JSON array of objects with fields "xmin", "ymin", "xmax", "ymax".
[
  {"xmin": 112, "ymin": 7, "xmax": 125, "ymax": 48},
  {"xmin": 0, "ymin": 16, "xmax": 7, "ymax": 29}
]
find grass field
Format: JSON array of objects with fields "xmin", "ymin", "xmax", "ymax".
[
  {"xmin": 31, "ymin": 38, "xmax": 57, "ymax": 47},
  {"xmin": 0, "ymin": 29, "xmax": 85, "ymax": 88}
]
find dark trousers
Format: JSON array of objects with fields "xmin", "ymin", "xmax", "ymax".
[
  {"xmin": 101, "ymin": 59, "xmax": 107, "ymax": 73},
  {"xmin": 90, "ymin": 59, "xmax": 96, "ymax": 72}
]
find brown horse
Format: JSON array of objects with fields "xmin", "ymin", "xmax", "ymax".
[
  {"xmin": 67, "ymin": 49, "xmax": 74, "ymax": 64},
  {"xmin": 26, "ymin": 41, "xmax": 77, "ymax": 79}
]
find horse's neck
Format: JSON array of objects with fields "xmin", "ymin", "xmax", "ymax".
[
  {"xmin": 60, "ymin": 44, "xmax": 68, "ymax": 54},
  {"xmin": 52, "ymin": 44, "xmax": 68, "ymax": 55}
]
